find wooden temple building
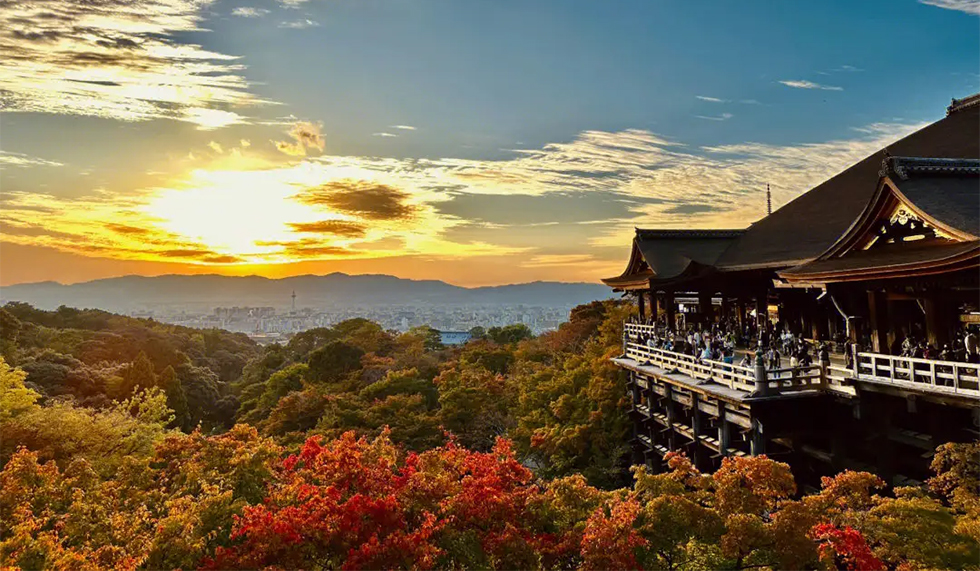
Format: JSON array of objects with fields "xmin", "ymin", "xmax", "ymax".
[{"xmin": 603, "ymin": 93, "xmax": 980, "ymax": 487}]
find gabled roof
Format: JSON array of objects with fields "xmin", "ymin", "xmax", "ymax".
[
  {"xmin": 779, "ymin": 156, "xmax": 980, "ymax": 284},
  {"xmin": 601, "ymin": 229, "xmax": 743, "ymax": 289},
  {"xmin": 714, "ymin": 97, "xmax": 980, "ymax": 270}
]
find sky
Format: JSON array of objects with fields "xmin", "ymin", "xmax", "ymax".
[{"xmin": 1, "ymin": 0, "xmax": 978, "ymax": 287}]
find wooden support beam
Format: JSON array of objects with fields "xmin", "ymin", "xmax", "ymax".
[
  {"xmin": 750, "ymin": 417, "xmax": 765, "ymax": 456},
  {"xmin": 665, "ymin": 291, "xmax": 676, "ymax": 331},
  {"xmin": 699, "ymin": 290, "xmax": 714, "ymax": 325},
  {"xmin": 868, "ymin": 289, "xmax": 890, "ymax": 354}
]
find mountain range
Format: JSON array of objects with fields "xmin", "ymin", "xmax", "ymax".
[{"xmin": 0, "ymin": 273, "xmax": 614, "ymax": 313}]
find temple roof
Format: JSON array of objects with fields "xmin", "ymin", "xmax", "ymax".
[
  {"xmin": 712, "ymin": 98, "xmax": 980, "ymax": 270},
  {"xmin": 779, "ymin": 156, "xmax": 980, "ymax": 284},
  {"xmin": 601, "ymin": 229, "xmax": 743, "ymax": 289},
  {"xmin": 779, "ymin": 239, "xmax": 979, "ymax": 282},
  {"xmin": 884, "ymin": 157, "xmax": 980, "ymax": 238}
]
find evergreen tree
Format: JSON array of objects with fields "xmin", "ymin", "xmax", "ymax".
[{"xmin": 158, "ymin": 365, "xmax": 191, "ymax": 431}]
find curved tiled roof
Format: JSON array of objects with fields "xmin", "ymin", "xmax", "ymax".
[{"xmin": 714, "ymin": 101, "xmax": 980, "ymax": 270}]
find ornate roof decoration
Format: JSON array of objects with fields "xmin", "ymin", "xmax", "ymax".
[
  {"xmin": 878, "ymin": 156, "xmax": 980, "ymax": 180},
  {"xmin": 947, "ymin": 92, "xmax": 980, "ymax": 115}
]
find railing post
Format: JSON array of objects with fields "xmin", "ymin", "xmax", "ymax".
[
  {"xmin": 851, "ymin": 343, "xmax": 860, "ymax": 377},
  {"xmin": 819, "ymin": 362, "xmax": 828, "ymax": 390},
  {"xmin": 751, "ymin": 350, "xmax": 770, "ymax": 397}
]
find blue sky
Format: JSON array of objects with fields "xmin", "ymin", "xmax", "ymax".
[{"xmin": 0, "ymin": 0, "xmax": 978, "ymax": 285}]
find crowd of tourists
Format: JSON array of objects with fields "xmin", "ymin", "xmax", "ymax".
[
  {"xmin": 629, "ymin": 314, "xmax": 980, "ymax": 367},
  {"xmin": 626, "ymin": 316, "xmax": 833, "ymax": 371},
  {"xmin": 894, "ymin": 326, "xmax": 980, "ymax": 363}
]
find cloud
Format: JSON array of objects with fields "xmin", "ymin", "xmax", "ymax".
[
  {"xmin": 240, "ymin": 139, "xmax": 251, "ymax": 148},
  {"xmin": 279, "ymin": 19, "xmax": 320, "ymax": 28},
  {"xmin": 232, "ymin": 7, "xmax": 270, "ymax": 17},
  {"xmin": 919, "ymin": 0, "xmax": 980, "ymax": 14},
  {"xmin": 286, "ymin": 220, "xmax": 368, "ymax": 237},
  {"xmin": 695, "ymin": 113, "xmax": 734, "ymax": 121},
  {"xmin": 208, "ymin": 141, "xmax": 224, "ymax": 154},
  {"xmin": 0, "ymin": 118, "xmax": 925, "ymax": 271},
  {"xmin": 296, "ymin": 180, "xmax": 418, "ymax": 221},
  {"xmin": 373, "ymin": 132, "xmax": 398, "ymax": 138},
  {"xmin": 0, "ymin": 0, "xmax": 268, "ymax": 128},
  {"xmin": 696, "ymin": 95, "xmax": 727, "ymax": 103},
  {"xmin": 390, "ymin": 125, "xmax": 417, "ymax": 130},
  {"xmin": 0, "ymin": 151, "xmax": 63, "ymax": 169},
  {"xmin": 274, "ymin": 121, "xmax": 325, "ymax": 156},
  {"xmin": 779, "ymin": 80, "xmax": 844, "ymax": 91}
]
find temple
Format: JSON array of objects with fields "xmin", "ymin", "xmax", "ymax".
[{"xmin": 603, "ymin": 93, "xmax": 980, "ymax": 486}]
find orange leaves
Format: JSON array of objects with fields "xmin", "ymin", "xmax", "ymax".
[
  {"xmin": 581, "ymin": 497, "xmax": 646, "ymax": 571},
  {"xmin": 713, "ymin": 454, "xmax": 797, "ymax": 516},
  {"xmin": 811, "ymin": 523, "xmax": 884, "ymax": 571}
]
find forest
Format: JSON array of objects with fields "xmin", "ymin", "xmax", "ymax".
[{"xmin": 0, "ymin": 300, "xmax": 977, "ymax": 571}]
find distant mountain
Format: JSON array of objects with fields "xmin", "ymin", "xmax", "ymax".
[{"xmin": 0, "ymin": 273, "xmax": 613, "ymax": 313}]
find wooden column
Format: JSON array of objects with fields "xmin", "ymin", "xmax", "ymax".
[
  {"xmin": 721, "ymin": 296, "xmax": 731, "ymax": 322},
  {"xmin": 691, "ymin": 393, "xmax": 704, "ymax": 469},
  {"xmin": 655, "ymin": 293, "xmax": 664, "ymax": 322},
  {"xmin": 699, "ymin": 291, "xmax": 714, "ymax": 326},
  {"xmin": 867, "ymin": 289, "xmax": 890, "ymax": 354},
  {"xmin": 750, "ymin": 417, "xmax": 765, "ymax": 456},
  {"xmin": 924, "ymin": 295, "xmax": 951, "ymax": 348},
  {"xmin": 665, "ymin": 290, "xmax": 676, "ymax": 331},
  {"xmin": 757, "ymin": 290, "xmax": 769, "ymax": 328},
  {"xmin": 637, "ymin": 291, "xmax": 647, "ymax": 321},
  {"xmin": 718, "ymin": 403, "xmax": 730, "ymax": 458}
]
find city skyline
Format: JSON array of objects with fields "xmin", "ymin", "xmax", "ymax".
[{"xmin": 2, "ymin": 0, "xmax": 979, "ymax": 287}]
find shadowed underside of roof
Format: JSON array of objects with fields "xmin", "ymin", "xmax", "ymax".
[
  {"xmin": 779, "ymin": 239, "xmax": 979, "ymax": 281},
  {"xmin": 714, "ymin": 101, "xmax": 980, "ymax": 270}
]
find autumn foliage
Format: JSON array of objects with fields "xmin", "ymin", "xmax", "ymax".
[{"xmin": 1, "ymin": 303, "xmax": 979, "ymax": 570}]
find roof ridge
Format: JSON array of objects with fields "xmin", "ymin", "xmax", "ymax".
[
  {"xmin": 947, "ymin": 92, "xmax": 980, "ymax": 115},
  {"xmin": 635, "ymin": 228, "xmax": 744, "ymax": 239},
  {"xmin": 879, "ymin": 155, "xmax": 980, "ymax": 180}
]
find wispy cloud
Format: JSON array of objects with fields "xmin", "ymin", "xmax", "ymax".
[
  {"xmin": 0, "ymin": 0, "xmax": 269, "ymax": 128},
  {"xmin": 232, "ymin": 7, "xmax": 270, "ymax": 17},
  {"xmin": 279, "ymin": 19, "xmax": 320, "ymax": 28},
  {"xmin": 274, "ymin": 121, "xmax": 325, "ymax": 156},
  {"xmin": 0, "ymin": 151, "xmax": 63, "ymax": 169},
  {"xmin": 373, "ymin": 132, "xmax": 398, "ymax": 138},
  {"xmin": 779, "ymin": 80, "xmax": 844, "ymax": 91},
  {"xmin": 696, "ymin": 95, "xmax": 727, "ymax": 103},
  {"xmin": 695, "ymin": 113, "xmax": 734, "ymax": 121},
  {"xmin": 918, "ymin": 0, "xmax": 980, "ymax": 15},
  {"xmin": 0, "ymin": 120, "xmax": 924, "ymax": 268},
  {"xmin": 390, "ymin": 125, "xmax": 417, "ymax": 130}
]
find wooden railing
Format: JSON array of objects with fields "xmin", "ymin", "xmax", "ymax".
[
  {"xmin": 623, "ymin": 322, "xmax": 825, "ymax": 396},
  {"xmin": 623, "ymin": 323, "xmax": 980, "ymax": 400},
  {"xmin": 855, "ymin": 352, "xmax": 980, "ymax": 397},
  {"xmin": 624, "ymin": 340, "xmax": 757, "ymax": 393}
]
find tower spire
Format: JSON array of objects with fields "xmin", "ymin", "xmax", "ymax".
[
  {"xmin": 766, "ymin": 183, "xmax": 772, "ymax": 216},
  {"xmin": 291, "ymin": 290, "xmax": 296, "ymax": 311}
]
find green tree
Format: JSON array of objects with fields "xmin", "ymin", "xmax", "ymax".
[
  {"xmin": 159, "ymin": 365, "xmax": 191, "ymax": 431},
  {"xmin": 118, "ymin": 351, "xmax": 156, "ymax": 397},
  {"xmin": 307, "ymin": 341, "xmax": 365, "ymax": 383},
  {"xmin": 487, "ymin": 323, "xmax": 533, "ymax": 345}
]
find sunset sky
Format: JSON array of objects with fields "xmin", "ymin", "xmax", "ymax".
[{"xmin": 1, "ymin": 0, "xmax": 978, "ymax": 287}]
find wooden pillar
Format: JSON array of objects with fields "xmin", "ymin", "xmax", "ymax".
[
  {"xmin": 757, "ymin": 289, "xmax": 769, "ymax": 328},
  {"xmin": 721, "ymin": 296, "xmax": 731, "ymax": 322},
  {"xmin": 691, "ymin": 393, "xmax": 704, "ymax": 469},
  {"xmin": 924, "ymin": 295, "xmax": 951, "ymax": 348},
  {"xmin": 750, "ymin": 417, "xmax": 765, "ymax": 456},
  {"xmin": 637, "ymin": 291, "xmax": 647, "ymax": 321},
  {"xmin": 699, "ymin": 291, "xmax": 714, "ymax": 326},
  {"xmin": 664, "ymin": 385, "xmax": 676, "ymax": 451},
  {"xmin": 867, "ymin": 289, "xmax": 890, "ymax": 354},
  {"xmin": 736, "ymin": 298, "xmax": 746, "ymax": 329},
  {"xmin": 718, "ymin": 403, "xmax": 730, "ymax": 458},
  {"xmin": 654, "ymin": 293, "xmax": 664, "ymax": 322},
  {"xmin": 665, "ymin": 290, "xmax": 676, "ymax": 331}
]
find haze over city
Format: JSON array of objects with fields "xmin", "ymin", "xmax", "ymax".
[{"xmin": 2, "ymin": 0, "xmax": 977, "ymax": 287}]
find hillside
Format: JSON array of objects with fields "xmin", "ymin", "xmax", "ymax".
[{"xmin": 0, "ymin": 273, "xmax": 613, "ymax": 313}]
